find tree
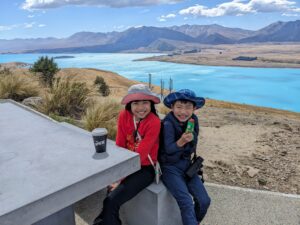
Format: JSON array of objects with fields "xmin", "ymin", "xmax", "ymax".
[
  {"xmin": 94, "ymin": 76, "xmax": 104, "ymax": 86},
  {"xmin": 94, "ymin": 76, "xmax": 110, "ymax": 97},
  {"xmin": 30, "ymin": 56, "xmax": 59, "ymax": 87}
]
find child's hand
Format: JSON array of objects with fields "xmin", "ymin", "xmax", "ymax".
[
  {"xmin": 176, "ymin": 132, "xmax": 194, "ymax": 147},
  {"xmin": 107, "ymin": 181, "xmax": 120, "ymax": 193}
]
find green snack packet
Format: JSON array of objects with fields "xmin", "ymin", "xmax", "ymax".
[{"xmin": 185, "ymin": 118, "xmax": 194, "ymax": 133}]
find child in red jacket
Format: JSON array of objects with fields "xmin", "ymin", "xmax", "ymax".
[{"xmin": 93, "ymin": 84, "xmax": 161, "ymax": 225}]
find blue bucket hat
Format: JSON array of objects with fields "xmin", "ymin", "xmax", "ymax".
[{"xmin": 163, "ymin": 89, "xmax": 205, "ymax": 109}]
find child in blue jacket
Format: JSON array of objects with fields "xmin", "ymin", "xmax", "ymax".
[{"xmin": 160, "ymin": 89, "xmax": 211, "ymax": 225}]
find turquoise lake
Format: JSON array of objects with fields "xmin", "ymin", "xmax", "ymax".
[{"xmin": 1, "ymin": 53, "xmax": 300, "ymax": 112}]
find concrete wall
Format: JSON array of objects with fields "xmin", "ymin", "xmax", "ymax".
[{"xmin": 0, "ymin": 100, "xmax": 140, "ymax": 225}]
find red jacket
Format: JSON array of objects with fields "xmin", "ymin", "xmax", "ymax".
[{"xmin": 116, "ymin": 109, "xmax": 161, "ymax": 166}]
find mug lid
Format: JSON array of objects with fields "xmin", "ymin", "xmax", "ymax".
[{"xmin": 92, "ymin": 128, "xmax": 108, "ymax": 136}]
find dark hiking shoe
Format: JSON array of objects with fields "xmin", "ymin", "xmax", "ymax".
[{"xmin": 92, "ymin": 213, "xmax": 104, "ymax": 225}]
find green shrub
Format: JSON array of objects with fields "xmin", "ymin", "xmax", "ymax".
[
  {"xmin": 83, "ymin": 99, "xmax": 122, "ymax": 139},
  {"xmin": 0, "ymin": 73, "xmax": 39, "ymax": 101},
  {"xmin": 94, "ymin": 76, "xmax": 110, "ymax": 97},
  {"xmin": 94, "ymin": 76, "xmax": 104, "ymax": 85},
  {"xmin": 40, "ymin": 77, "xmax": 90, "ymax": 118},
  {"xmin": 30, "ymin": 56, "xmax": 59, "ymax": 87}
]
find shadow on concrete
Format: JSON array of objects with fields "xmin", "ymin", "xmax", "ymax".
[
  {"xmin": 92, "ymin": 152, "xmax": 109, "ymax": 160},
  {"xmin": 74, "ymin": 190, "xmax": 104, "ymax": 225},
  {"xmin": 74, "ymin": 189, "xmax": 128, "ymax": 225}
]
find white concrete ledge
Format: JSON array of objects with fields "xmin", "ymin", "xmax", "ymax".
[{"xmin": 0, "ymin": 100, "xmax": 140, "ymax": 225}]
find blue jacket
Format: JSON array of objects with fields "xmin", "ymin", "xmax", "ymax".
[{"xmin": 159, "ymin": 112, "xmax": 199, "ymax": 164}]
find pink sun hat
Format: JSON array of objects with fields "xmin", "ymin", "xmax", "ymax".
[{"xmin": 121, "ymin": 84, "xmax": 160, "ymax": 105}]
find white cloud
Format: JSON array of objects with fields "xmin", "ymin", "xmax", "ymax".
[
  {"xmin": 294, "ymin": 8, "xmax": 300, "ymax": 12},
  {"xmin": 165, "ymin": 13, "xmax": 176, "ymax": 18},
  {"xmin": 134, "ymin": 25, "xmax": 144, "ymax": 28},
  {"xmin": 0, "ymin": 24, "xmax": 19, "ymax": 31},
  {"xmin": 0, "ymin": 22, "xmax": 46, "ymax": 32},
  {"xmin": 113, "ymin": 25, "xmax": 125, "ymax": 30},
  {"xmin": 22, "ymin": 0, "xmax": 183, "ymax": 10},
  {"xmin": 179, "ymin": 0, "xmax": 300, "ymax": 17},
  {"xmin": 248, "ymin": 0, "xmax": 297, "ymax": 12},
  {"xmin": 139, "ymin": 9, "xmax": 150, "ymax": 14},
  {"xmin": 24, "ymin": 22, "xmax": 47, "ymax": 28},
  {"xmin": 24, "ymin": 22, "xmax": 35, "ymax": 28},
  {"xmin": 158, "ymin": 13, "xmax": 176, "ymax": 22},
  {"xmin": 282, "ymin": 13, "xmax": 299, "ymax": 16}
]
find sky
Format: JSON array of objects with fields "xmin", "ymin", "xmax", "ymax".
[{"xmin": 1, "ymin": 0, "xmax": 300, "ymax": 39}]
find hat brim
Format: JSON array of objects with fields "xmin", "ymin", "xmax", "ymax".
[
  {"xmin": 164, "ymin": 92, "xmax": 205, "ymax": 109},
  {"xmin": 121, "ymin": 93, "xmax": 160, "ymax": 105}
]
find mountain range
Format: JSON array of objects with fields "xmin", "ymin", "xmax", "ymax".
[{"xmin": 1, "ymin": 20, "xmax": 299, "ymax": 53}]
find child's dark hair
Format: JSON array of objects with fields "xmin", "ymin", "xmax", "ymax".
[
  {"xmin": 125, "ymin": 101, "xmax": 158, "ymax": 117},
  {"xmin": 173, "ymin": 99, "xmax": 196, "ymax": 107}
]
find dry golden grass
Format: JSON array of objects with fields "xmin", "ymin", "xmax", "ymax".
[
  {"xmin": 206, "ymin": 98, "xmax": 300, "ymax": 120},
  {"xmin": 39, "ymin": 77, "xmax": 91, "ymax": 118},
  {"xmin": 83, "ymin": 98, "xmax": 123, "ymax": 139},
  {"xmin": 156, "ymin": 103, "xmax": 170, "ymax": 115},
  {"xmin": 57, "ymin": 68, "xmax": 137, "ymax": 98},
  {"xmin": 0, "ymin": 72, "xmax": 40, "ymax": 101}
]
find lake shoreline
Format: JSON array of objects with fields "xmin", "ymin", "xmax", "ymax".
[
  {"xmin": 137, "ymin": 56, "xmax": 300, "ymax": 69},
  {"xmin": 137, "ymin": 43, "xmax": 300, "ymax": 69}
]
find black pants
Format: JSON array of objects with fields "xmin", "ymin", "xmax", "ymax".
[{"xmin": 95, "ymin": 165, "xmax": 155, "ymax": 225}]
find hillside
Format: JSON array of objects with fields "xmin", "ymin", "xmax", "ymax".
[
  {"xmin": 1, "ymin": 20, "xmax": 300, "ymax": 53},
  {"xmin": 2, "ymin": 63, "xmax": 299, "ymax": 196},
  {"xmin": 240, "ymin": 20, "xmax": 300, "ymax": 43}
]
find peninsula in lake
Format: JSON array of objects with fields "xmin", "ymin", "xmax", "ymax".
[
  {"xmin": 137, "ymin": 43, "xmax": 300, "ymax": 68},
  {"xmin": 53, "ymin": 56, "xmax": 75, "ymax": 59}
]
